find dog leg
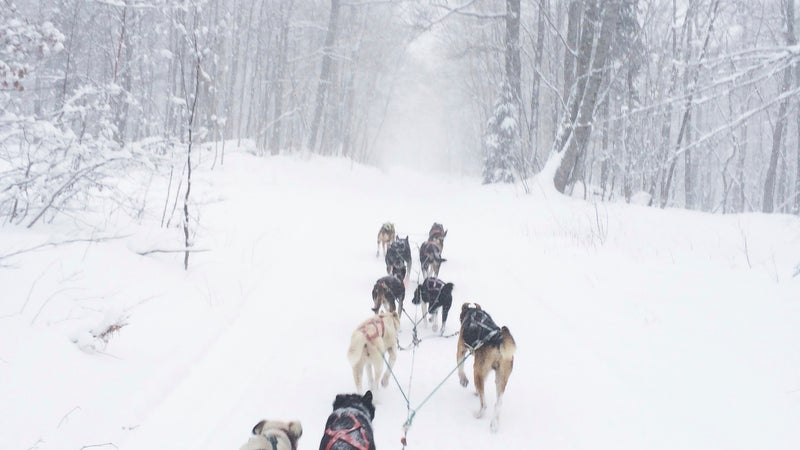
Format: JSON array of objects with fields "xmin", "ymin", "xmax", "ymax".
[
  {"xmin": 457, "ymin": 342, "xmax": 469, "ymax": 387},
  {"xmin": 432, "ymin": 309, "xmax": 440, "ymax": 332},
  {"xmin": 370, "ymin": 352, "xmax": 383, "ymax": 392},
  {"xmin": 473, "ymin": 367, "xmax": 487, "ymax": 419},
  {"xmin": 365, "ymin": 359, "xmax": 376, "ymax": 393},
  {"xmin": 381, "ymin": 345, "xmax": 397, "ymax": 387},
  {"xmin": 352, "ymin": 361, "xmax": 364, "ymax": 394},
  {"xmin": 491, "ymin": 358, "xmax": 513, "ymax": 431},
  {"xmin": 490, "ymin": 394, "xmax": 503, "ymax": 432}
]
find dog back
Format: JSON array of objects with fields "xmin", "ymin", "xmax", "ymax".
[
  {"xmin": 461, "ymin": 309, "xmax": 504, "ymax": 349},
  {"xmin": 320, "ymin": 392, "xmax": 376, "ymax": 450},
  {"xmin": 419, "ymin": 241, "xmax": 444, "ymax": 263},
  {"xmin": 374, "ymin": 275, "xmax": 404, "ymax": 299}
]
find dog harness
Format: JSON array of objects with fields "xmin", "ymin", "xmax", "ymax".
[
  {"xmin": 419, "ymin": 241, "xmax": 443, "ymax": 265},
  {"xmin": 359, "ymin": 317, "xmax": 385, "ymax": 341},
  {"xmin": 263, "ymin": 435, "xmax": 279, "ymax": 450},
  {"xmin": 386, "ymin": 242, "xmax": 409, "ymax": 267},
  {"xmin": 420, "ymin": 277, "xmax": 446, "ymax": 308},
  {"xmin": 461, "ymin": 309, "xmax": 504, "ymax": 350},
  {"xmin": 323, "ymin": 411, "xmax": 371, "ymax": 450}
]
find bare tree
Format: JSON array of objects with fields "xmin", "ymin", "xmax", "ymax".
[
  {"xmin": 763, "ymin": 0, "xmax": 796, "ymax": 213},
  {"xmin": 549, "ymin": 0, "xmax": 621, "ymax": 193}
]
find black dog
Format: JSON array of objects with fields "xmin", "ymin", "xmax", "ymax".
[
  {"xmin": 385, "ymin": 236, "xmax": 411, "ymax": 280},
  {"xmin": 411, "ymin": 277, "xmax": 454, "ymax": 334},
  {"xmin": 419, "ymin": 240, "xmax": 446, "ymax": 278},
  {"xmin": 371, "ymin": 274, "xmax": 405, "ymax": 315},
  {"xmin": 319, "ymin": 391, "xmax": 376, "ymax": 450}
]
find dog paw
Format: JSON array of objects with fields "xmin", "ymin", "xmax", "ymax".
[
  {"xmin": 490, "ymin": 418, "xmax": 499, "ymax": 432},
  {"xmin": 459, "ymin": 374, "xmax": 469, "ymax": 387},
  {"xmin": 474, "ymin": 407, "xmax": 486, "ymax": 419},
  {"xmin": 432, "ymin": 323, "xmax": 439, "ymax": 332},
  {"xmin": 381, "ymin": 376, "xmax": 389, "ymax": 387}
]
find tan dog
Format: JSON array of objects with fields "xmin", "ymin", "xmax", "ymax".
[
  {"xmin": 376, "ymin": 222, "xmax": 396, "ymax": 257},
  {"xmin": 240, "ymin": 419, "xmax": 302, "ymax": 450},
  {"xmin": 456, "ymin": 303, "xmax": 515, "ymax": 432},
  {"xmin": 347, "ymin": 311, "xmax": 400, "ymax": 394}
]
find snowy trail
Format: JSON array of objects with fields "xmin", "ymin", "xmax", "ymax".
[
  {"xmin": 121, "ymin": 153, "xmax": 800, "ymax": 450},
  {"xmin": 3, "ymin": 150, "xmax": 800, "ymax": 450}
]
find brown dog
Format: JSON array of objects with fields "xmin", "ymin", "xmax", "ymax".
[
  {"xmin": 456, "ymin": 303, "xmax": 515, "ymax": 432},
  {"xmin": 348, "ymin": 312, "xmax": 400, "ymax": 394},
  {"xmin": 240, "ymin": 419, "xmax": 303, "ymax": 450},
  {"xmin": 376, "ymin": 222, "xmax": 396, "ymax": 257}
]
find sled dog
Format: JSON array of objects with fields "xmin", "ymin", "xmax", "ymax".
[
  {"xmin": 456, "ymin": 302, "xmax": 516, "ymax": 432},
  {"xmin": 376, "ymin": 222, "xmax": 395, "ymax": 258},
  {"xmin": 240, "ymin": 419, "xmax": 303, "ymax": 450},
  {"xmin": 411, "ymin": 277, "xmax": 454, "ymax": 334},
  {"xmin": 348, "ymin": 312, "xmax": 400, "ymax": 394},
  {"xmin": 371, "ymin": 274, "xmax": 405, "ymax": 315},
  {"xmin": 318, "ymin": 391, "xmax": 376, "ymax": 450}
]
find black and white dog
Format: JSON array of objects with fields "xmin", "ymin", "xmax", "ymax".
[
  {"xmin": 371, "ymin": 274, "xmax": 405, "ymax": 315},
  {"xmin": 385, "ymin": 236, "xmax": 411, "ymax": 280},
  {"xmin": 411, "ymin": 276, "xmax": 454, "ymax": 334},
  {"xmin": 318, "ymin": 391, "xmax": 376, "ymax": 450}
]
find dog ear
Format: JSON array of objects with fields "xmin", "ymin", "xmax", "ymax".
[
  {"xmin": 363, "ymin": 390, "xmax": 373, "ymax": 404},
  {"xmin": 287, "ymin": 421, "xmax": 303, "ymax": 439},
  {"xmin": 444, "ymin": 230, "xmax": 448, "ymax": 237},
  {"xmin": 474, "ymin": 303, "xmax": 482, "ymax": 311},
  {"xmin": 252, "ymin": 419, "xmax": 267, "ymax": 435}
]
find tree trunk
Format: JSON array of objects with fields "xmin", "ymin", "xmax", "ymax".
[
  {"xmin": 551, "ymin": 0, "xmax": 621, "ymax": 193},
  {"xmin": 506, "ymin": 0, "xmax": 521, "ymax": 171},
  {"xmin": 660, "ymin": 0, "xmax": 720, "ymax": 208},
  {"xmin": 763, "ymin": 0, "xmax": 795, "ymax": 213},
  {"xmin": 562, "ymin": 0, "xmax": 580, "ymax": 103},
  {"xmin": 270, "ymin": 0, "xmax": 293, "ymax": 155},
  {"xmin": 795, "ymin": 60, "xmax": 800, "ymax": 214},
  {"xmin": 683, "ymin": 6, "xmax": 694, "ymax": 209},
  {"xmin": 528, "ymin": 0, "xmax": 546, "ymax": 169},
  {"xmin": 307, "ymin": 0, "xmax": 341, "ymax": 153}
]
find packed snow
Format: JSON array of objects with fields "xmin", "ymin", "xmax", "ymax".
[{"xmin": 1, "ymin": 143, "xmax": 799, "ymax": 450}]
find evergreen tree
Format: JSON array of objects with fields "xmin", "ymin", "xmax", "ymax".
[{"xmin": 482, "ymin": 82, "xmax": 518, "ymax": 184}]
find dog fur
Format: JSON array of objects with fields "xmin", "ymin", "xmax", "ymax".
[
  {"xmin": 456, "ymin": 303, "xmax": 516, "ymax": 432},
  {"xmin": 240, "ymin": 419, "xmax": 303, "ymax": 450},
  {"xmin": 376, "ymin": 222, "xmax": 395, "ymax": 258},
  {"xmin": 384, "ymin": 235, "xmax": 411, "ymax": 280},
  {"xmin": 419, "ymin": 240, "xmax": 446, "ymax": 278},
  {"xmin": 411, "ymin": 277, "xmax": 454, "ymax": 334},
  {"xmin": 371, "ymin": 274, "xmax": 405, "ymax": 315},
  {"xmin": 428, "ymin": 223, "xmax": 447, "ymax": 251},
  {"xmin": 347, "ymin": 312, "xmax": 400, "ymax": 394},
  {"xmin": 318, "ymin": 391, "xmax": 376, "ymax": 450}
]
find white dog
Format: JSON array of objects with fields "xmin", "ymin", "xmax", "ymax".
[
  {"xmin": 239, "ymin": 419, "xmax": 302, "ymax": 450},
  {"xmin": 347, "ymin": 311, "xmax": 400, "ymax": 394}
]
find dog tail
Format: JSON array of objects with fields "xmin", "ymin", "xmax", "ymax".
[
  {"xmin": 499, "ymin": 326, "xmax": 516, "ymax": 359},
  {"xmin": 442, "ymin": 282, "xmax": 454, "ymax": 296}
]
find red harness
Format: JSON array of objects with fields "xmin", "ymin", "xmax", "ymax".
[
  {"xmin": 323, "ymin": 412, "xmax": 370, "ymax": 450},
  {"xmin": 359, "ymin": 317, "xmax": 385, "ymax": 341}
]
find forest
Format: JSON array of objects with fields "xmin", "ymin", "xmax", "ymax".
[{"xmin": 2, "ymin": 0, "xmax": 800, "ymax": 227}]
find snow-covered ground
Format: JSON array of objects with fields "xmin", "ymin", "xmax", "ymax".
[{"xmin": 2, "ymin": 144, "xmax": 800, "ymax": 450}]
